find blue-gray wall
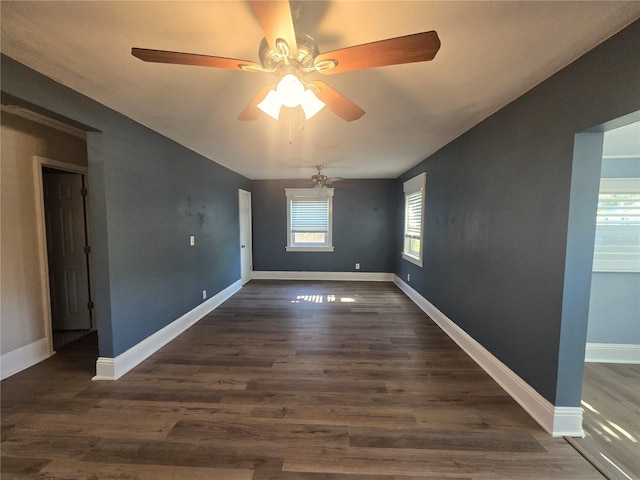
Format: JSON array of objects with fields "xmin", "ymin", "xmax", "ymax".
[
  {"xmin": 252, "ymin": 179, "xmax": 397, "ymax": 272},
  {"xmin": 1, "ymin": 55, "xmax": 250, "ymax": 358},
  {"xmin": 587, "ymin": 154, "xmax": 640, "ymax": 345},
  {"xmin": 395, "ymin": 20, "xmax": 640, "ymax": 406},
  {"xmin": 588, "ymin": 273, "xmax": 640, "ymax": 344}
]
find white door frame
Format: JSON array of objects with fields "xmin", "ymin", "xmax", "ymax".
[
  {"xmin": 33, "ymin": 156, "xmax": 92, "ymax": 354},
  {"xmin": 239, "ymin": 189, "xmax": 253, "ymax": 284}
]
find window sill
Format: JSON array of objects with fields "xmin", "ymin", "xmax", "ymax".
[
  {"xmin": 286, "ymin": 246, "xmax": 335, "ymax": 252},
  {"xmin": 402, "ymin": 252, "xmax": 423, "ymax": 267}
]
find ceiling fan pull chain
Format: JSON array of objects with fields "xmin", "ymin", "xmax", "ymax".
[{"xmin": 289, "ymin": 109, "xmax": 293, "ymax": 146}]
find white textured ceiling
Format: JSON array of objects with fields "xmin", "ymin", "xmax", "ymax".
[{"xmin": 1, "ymin": 1, "xmax": 639, "ymax": 180}]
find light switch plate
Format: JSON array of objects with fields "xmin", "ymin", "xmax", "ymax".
[{"xmin": 190, "ymin": 235, "xmax": 195, "ymax": 246}]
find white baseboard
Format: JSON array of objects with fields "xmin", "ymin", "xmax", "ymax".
[
  {"xmin": 585, "ymin": 343, "xmax": 640, "ymax": 364},
  {"xmin": 1, "ymin": 338, "xmax": 52, "ymax": 380},
  {"xmin": 392, "ymin": 275, "xmax": 583, "ymax": 437},
  {"xmin": 93, "ymin": 279, "xmax": 242, "ymax": 381},
  {"xmin": 251, "ymin": 271, "xmax": 393, "ymax": 281}
]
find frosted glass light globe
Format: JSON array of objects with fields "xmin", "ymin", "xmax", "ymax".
[{"xmin": 276, "ymin": 74, "xmax": 305, "ymax": 108}]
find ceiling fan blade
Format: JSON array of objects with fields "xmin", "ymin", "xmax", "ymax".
[
  {"xmin": 310, "ymin": 81, "xmax": 365, "ymax": 122},
  {"xmin": 314, "ymin": 31, "xmax": 440, "ymax": 75},
  {"xmin": 328, "ymin": 180, "xmax": 352, "ymax": 187},
  {"xmin": 132, "ymin": 48, "xmax": 263, "ymax": 71},
  {"xmin": 326, "ymin": 177, "xmax": 352, "ymax": 186},
  {"xmin": 251, "ymin": 0, "xmax": 298, "ymax": 56},
  {"xmin": 238, "ymin": 84, "xmax": 276, "ymax": 121}
]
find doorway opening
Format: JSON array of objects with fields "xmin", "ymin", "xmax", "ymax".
[
  {"xmin": 566, "ymin": 117, "xmax": 640, "ymax": 480},
  {"xmin": 38, "ymin": 160, "xmax": 94, "ymax": 351},
  {"xmin": 1, "ymin": 102, "xmax": 100, "ymax": 379}
]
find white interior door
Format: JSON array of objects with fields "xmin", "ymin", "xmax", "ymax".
[
  {"xmin": 43, "ymin": 169, "xmax": 91, "ymax": 330},
  {"xmin": 239, "ymin": 189, "xmax": 253, "ymax": 284}
]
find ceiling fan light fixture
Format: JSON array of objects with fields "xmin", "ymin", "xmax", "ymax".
[
  {"xmin": 276, "ymin": 74, "xmax": 305, "ymax": 108},
  {"xmin": 257, "ymin": 89, "xmax": 282, "ymax": 120},
  {"xmin": 258, "ymin": 74, "xmax": 325, "ymax": 121},
  {"xmin": 300, "ymin": 88, "xmax": 325, "ymax": 119}
]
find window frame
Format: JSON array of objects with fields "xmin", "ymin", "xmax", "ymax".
[
  {"xmin": 402, "ymin": 172, "xmax": 427, "ymax": 267},
  {"xmin": 285, "ymin": 187, "xmax": 334, "ymax": 252}
]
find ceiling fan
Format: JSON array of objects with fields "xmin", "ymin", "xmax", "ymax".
[
  {"xmin": 131, "ymin": 1, "xmax": 440, "ymax": 122},
  {"xmin": 310, "ymin": 165, "xmax": 351, "ymax": 187}
]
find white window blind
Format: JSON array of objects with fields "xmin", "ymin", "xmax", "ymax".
[
  {"xmin": 285, "ymin": 188, "xmax": 334, "ymax": 252},
  {"xmin": 593, "ymin": 178, "xmax": 640, "ymax": 272},
  {"xmin": 291, "ymin": 198, "xmax": 329, "ymax": 235},
  {"xmin": 402, "ymin": 173, "xmax": 427, "ymax": 266},
  {"xmin": 405, "ymin": 191, "xmax": 423, "ymax": 240}
]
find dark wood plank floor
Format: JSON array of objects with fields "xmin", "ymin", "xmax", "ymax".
[
  {"xmin": 568, "ymin": 363, "xmax": 640, "ymax": 480},
  {"xmin": 2, "ymin": 280, "xmax": 603, "ymax": 479}
]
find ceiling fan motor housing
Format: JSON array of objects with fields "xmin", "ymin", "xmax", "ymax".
[
  {"xmin": 312, "ymin": 173, "xmax": 328, "ymax": 186},
  {"xmin": 259, "ymin": 32, "xmax": 319, "ymax": 73}
]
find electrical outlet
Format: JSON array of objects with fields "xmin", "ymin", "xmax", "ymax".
[
  {"xmin": 190, "ymin": 235, "xmax": 195, "ymax": 246},
  {"xmin": 202, "ymin": 290, "xmax": 207, "ymax": 299},
  {"xmin": 355, "ymin": 263, "xmax": 360, "ymax": 270},
  {"xmin": 407, "ymin": 273, "xmax": 411, "ymax": 282}
]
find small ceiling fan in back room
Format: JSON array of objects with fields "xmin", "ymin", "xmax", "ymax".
[
  {"xmin": 132, "ymin": 1, "xmax": 440, "ymax": 122},
  {"xmin": 310, "ymin": 165, "xmax": 351, "ymax": 188}
]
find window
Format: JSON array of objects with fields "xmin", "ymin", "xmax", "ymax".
[
  {"xmin": 285, "ymin": 188, "xmax": 334, "ymax": 252},
  {"xmin": 592, "ymin": 178, "xmax": 640, "ymax": 272},
  {"xmin": 402, "ymin": 172, "xmax": 427, "ymax": 266}
]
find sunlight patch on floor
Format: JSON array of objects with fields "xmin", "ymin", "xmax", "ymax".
[
  {"xmin": 599, "ymin": 452, "xmax": 633, "ymax": 480},
  {"xmin": 607, "ymin": 420, "xmax": 638, "ymax": 443},
  {"xmin": 290, "ymin": 294, "xmax": 357, "ymax": 304},
  {"xmin": 581, "ymin": 400, "xmax": 599, "ymax": 414}
]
